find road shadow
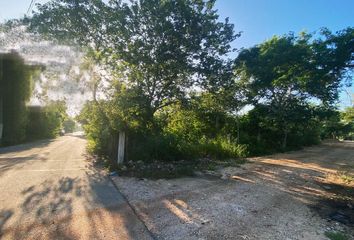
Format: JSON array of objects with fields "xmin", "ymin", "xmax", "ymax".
[
  {"xmin": 240, "ymin": 142, "xmax": 354, "ymax": 228},
  {"xmin": 252, "ymin": 141, "xmax": 354, "ymax": 173},
  {"xmin": 0, "ymin": 155, "xmax": 48, "ymax": 176},
  {"xmin": 1, "ymin": 163, "xmax": 151, "ymax": 239},
  {"xmin": 0, "ymin": 139, "xmax": 54, "ymax": 154},
  {"xmin": 0, "ymin": 209, "xmax": 13, "ymax": 238},
  {"xmin": 110, "ymin": 142, "xmax": 354, "ymax": 239}
]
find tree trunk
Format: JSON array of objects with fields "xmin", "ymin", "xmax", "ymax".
[
  {"xmin": 215, "ymin": 115, "xmax": 220, "ymax": 132},
  {"xmin": 117, "ymin": 131, "xmax": 125, "ymax": 165},
  {"xmin": 125, "ymin": 134, "xmax": 128, "ymax": 162},
  {"xmin": 236, "ymin": 115, "xmax": 240, "ymax": 144},
  {"xmin": 282, "ymin": 131, "xmax": 288, "ymax": 150},
  {"xmin": 257, "ymin": 129, "xmax": 261, "ymax": 143}
]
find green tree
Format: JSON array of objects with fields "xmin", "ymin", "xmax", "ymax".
[
  {"xmin": 0, "ymin": 52, "xmax": 38, "ymax": 146},
  {"xmin": 76, "ymin": 101, "xmax": 116, "ymax": 158},
  {"xmin": 26, "ymin": 100, "xmax": 70, "ymax": 140},
  {"xmin": 341, "ymin": 106, "xmax": 354, "ymax": 123},
  {"xmin": 29, "ymin": 0, "xmax": 238, "ymax": 124},
  {"xmin": 340, "ymin": 106, "xmax": 354, "ymax": 140},
  {"xmin": 234, "ymin": 29, "xmax": 354, "ymax": 149},
  {"xmin": 63, "ymin": 118, "xmax": 76, "ymax": 133},
  {"xmin": 29, "ymin": 0, "xmax": 240, "ymax": 163}
]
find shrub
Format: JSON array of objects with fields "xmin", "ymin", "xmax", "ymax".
[
  {"xmin": 198, "ymin": 137, "xmax": 248, "ymax": 159},
  {"xmin": 26, "ymin": 101, "xmax": 68, "ymax": 141},
  {"xmin": 325, "ymin": 231, "xmax": 349, "ymax": 240}
]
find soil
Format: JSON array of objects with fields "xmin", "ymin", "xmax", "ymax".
[{"xmin": 111, "ymin": 141, "xmax": 354, "ymax": 240}]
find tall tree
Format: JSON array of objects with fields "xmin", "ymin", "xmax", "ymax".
[
  {"xmin": 234, "ymin": 29, "xmax": 354, "ymax": 148},
  {"xmin": 29, "ymin": 0, "xmax": 239, "ymax": 124}
]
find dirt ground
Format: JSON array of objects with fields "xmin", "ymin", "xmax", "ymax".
[{"xmin": 112, "ymin": 141, "xmax": 354, "ymax": 240}]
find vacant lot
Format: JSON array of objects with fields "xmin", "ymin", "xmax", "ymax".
[{"xmin": 112, "ymin": 141, "xmax": 354, "ymax": 240}]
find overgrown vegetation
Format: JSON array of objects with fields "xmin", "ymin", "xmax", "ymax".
[
  {"xmin": 0, "ymin": 52, "xmax": 36, "ymax": 145},
  {"xmin": 0, "ymin": 52, "xmax": 74, "ymax": 146},
  {"xmin": 115, "ymin": 158, "xmax": 247, "ymax": 179},
  {"xmin": 24, "ymin": 0, "xmax": 354, "ymax": 170},
  {"xmin": 325, "ymin": 231, "xmax": 350, "ymax": 240},
  {"xmin": 339, "ymin": 172, "xmax": 354, "ymax": 184},
  {"xmin": 26, "ymin": 101, "xmax": 74, "ymax": 141}
]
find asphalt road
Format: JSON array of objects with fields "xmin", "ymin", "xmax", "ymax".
[{"xmin": 0, "ymin": 134, "xmax": 152, "ymax": 240}]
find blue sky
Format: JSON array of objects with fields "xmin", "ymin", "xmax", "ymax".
[
  {"xmin": 215, "ymin": 0, "xmax": 354, "ymax": 49},
  {"xmin": 1, "ymin": 0, "xmax": 353, "ymax": 108}
]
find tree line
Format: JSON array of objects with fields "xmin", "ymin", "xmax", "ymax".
[
  {"xmin": 0, "ymin": 52, "xmax": 75, "ymax": 146},
  {"xmin": 25, "ymin": 0, "xmax": 353, "ymax": 164}
]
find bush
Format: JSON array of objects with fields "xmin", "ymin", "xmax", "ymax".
[
  {"xmin": 126, "ymin": 132, "xmax": 192, "ymax": 162},
  {"xmin": 198, "ymin": 137, "xmax": 248, "ymax": 159},
  {"xmin": 77, "ymin": 102, "xmax": 117, "ymax": 159},
  {"xmin": 63, "ymin": 119, "xmax": 76, "ymax": 133},
  {"xmin": 325, "ymin": 231, "xmax": 349, "ymax": 240},
  {"xmin": 126, "ymin": 133, "xmax": 248, "ymax": 162},
  {"xmin": 26, "ymin": 101, "xmax": 69, "ymax": 141},
  {"xmin": 79, "ymin": 93, "xmax": 336, "ymax": 167},
  {"xmin": 0, "ymin": 52, "xmax": 36, "ymax": 146},
  {"xmin": 78, "ymin": 99, "xmax": 249, "ymax": 163}
]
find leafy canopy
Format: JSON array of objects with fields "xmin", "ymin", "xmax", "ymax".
[
  {"xmin": 232, "ymin": 29, "xmax": 354, "ymax": 148},
  {"xmin": 235, "ymin": 29, "xmax": 354, "ymax": 107},
  {"xmin": 29, "ymin": 0, "xmax": 239, "ymax": 122}
]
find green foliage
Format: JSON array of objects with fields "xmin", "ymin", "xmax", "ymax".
[
  {"xmin": 325, "ymin": 231, "xmax": 349, "ymax": 240},
  {"xmin": 318, "ymin": 106, "xmax": 354, "ymax": 140},
  {"xmin": 340, "ymin": 172, "xmax": 354, "ymax": 184},
  {"xmin": 341, "ymin": 106, "xmax": 354, "ymax": 123},
  {"xmin": 26, "ymin": 101, "xmax": 70, "ymax": 140},
  {"xmin": 0, "ymin": 52, "xmax": 37, "ymax": 146},
  {"xmin": 28, "ymin": 0, "xmax": 354, "ymax": 165},
  {"xmin": 63, "ymin": 118, "xmax": 76, "ymax": 133},
  {"xmin": 76, "ymin": 101, "xmax": 119, "ymax": 166},
  {"xmin": 236, "ymin": 104, "xmax": 323, "ymax": 155},
  {"xmin": 126, "ymin": 133, "xmax": 248, "ymax": 162},
  {"xmin": 340, "ymin": 107, "xmax": 354, "ymax": 140},
  {"xmin": 198, "ymin": 137, "xmax": 248, "ymax": 159},
  {"xmin": 78, "ymin": 94, "xmax": 248, "ymax": 163},
  {"xmin": 29, "ymin": 0, "xmax": 238, "ymax": 120},
  {"xmin": 233, "ymin": 29, "xmax": 354, "ymax": 149},
  {"xmin": 31, "ymin": 0, "xmax": 245, "ymax": 163},
  {"xmin": 0, "ymin": 52, "xmax": 70, "ymax": 146}
]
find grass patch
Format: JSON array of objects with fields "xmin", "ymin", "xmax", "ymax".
[
  {"xmin": 115, "ymin": 158, "xmax": 246, "ymax": 179},
  {"xmin": 325, "ymin": 231, "xmax": 349, "ymax": 240},
  {"xmin": 340, "ymin": 173, "xmax": 354, "ymax": 184}
]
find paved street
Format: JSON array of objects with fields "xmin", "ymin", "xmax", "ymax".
[{"xmin": 0, "ymin": 134, "xmax": 152, "ymax": 240}]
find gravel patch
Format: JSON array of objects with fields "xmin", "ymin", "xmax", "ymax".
[{"xmin": 111, "ymin": 142, "xmax": 354, "ymax": 240}]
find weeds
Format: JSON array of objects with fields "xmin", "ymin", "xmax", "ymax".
[
  {"xmin": 116, "ymin": 158, "xmax": 246, "ymax": 179},
  {"xmin": 340, "ymin": 172, "xmax": 354, "ymax": 184},
  {"xmin": 325, "ymin": 231, "xmax": 349, "ymax": 240}
]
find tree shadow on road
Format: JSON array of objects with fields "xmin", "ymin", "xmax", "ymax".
[
  {"xmin": 0, "ymin": 209, "xmax": 13, "ymax": 238},
  {"xmin": 240, "ymin": 142, "xmax": 354, "ymax": 230},
  {"xmin": 0, "ymin": 139, "xmax": 54, "ymax": 177},
  {"xmin": 0, "ymin": 139, "xmax": 54, "ymax": 154},
  {"xmin": 1, "ymin": 163, "xmax": 151, "ymax": 240},
  {"xmin": 0, "ymin": 154, "xmax": 48, "ymax": 177},
  {"xmin": 110, "ymin": 142, "xmax": 354, "ymax": 239}
]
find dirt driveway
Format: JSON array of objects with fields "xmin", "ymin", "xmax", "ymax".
[{"xmin": 112, "ymin": 141, "xmax": 354, "ymax": 240}]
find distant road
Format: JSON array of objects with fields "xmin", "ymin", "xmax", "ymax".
[{"xmin": 0, "ymin": 134, "xmax": 152, "ymax": 240}]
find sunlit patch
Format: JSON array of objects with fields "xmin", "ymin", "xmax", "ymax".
[
  {"xmin": 231, "ymin": 175, "xmax": 255, "ymax": 183},
  {"xmin": 163, "ymin": 199, "xmax": 193, "ymax": 223}
]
